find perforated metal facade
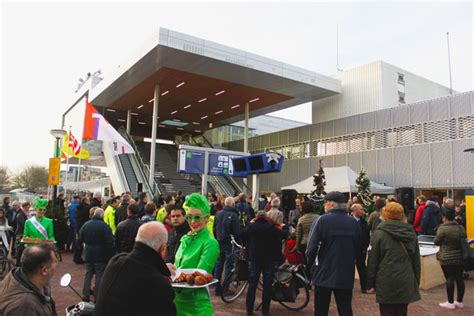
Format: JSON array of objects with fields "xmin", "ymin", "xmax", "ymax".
[{"xmin": 227, "ymin": 92, "xmax": 474, "ymax": 192}]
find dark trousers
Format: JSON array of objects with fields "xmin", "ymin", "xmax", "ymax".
[
  {"xmin": 15, "ymin": 240, "xmax": 24, "ymax": 267},
  {"xmin": 82, "ymin": 262, "xmax": 106, "ymax": 300},
  {"xmin": 66, "ymin": 226, "xmax": 76, "ymax": 251},
  {"xmin": 246, "ymin": 261, "xmax": 275, "ymax": 315},
  {"xmin": 441, "ymin": 265, "xmax": 465, "ymax": 303},
  {"xmin": 314, "ymin": 286, "xmax": 353, "ymax": 316},
  {"xmin": 214, "ymin": 242, "xmax": 234, "ymax": 289},
  {"xmin": 379, "ymin": 304, "xmax": 408, "ymax": 316},
  {"xmin": 356, "ymin": 251, "xmax": 367, "ymax": 291}
]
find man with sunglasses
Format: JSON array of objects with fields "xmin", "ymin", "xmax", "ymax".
[{"xmin": 166, "ymin": 208, "xmax": 190, "ymax": 264}]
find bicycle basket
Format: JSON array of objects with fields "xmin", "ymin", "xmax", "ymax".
[{"xmin": 272, "ymin": 265, "xmax": 298, "ymax": 302}]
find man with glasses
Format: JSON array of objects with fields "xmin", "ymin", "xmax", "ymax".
[{"xmin": 165, "ymin": 208, "xmax": 190, "ymax": 264}]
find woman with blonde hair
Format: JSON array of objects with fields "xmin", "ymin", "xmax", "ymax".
[{"xmin": 367, "ymin": 202, "xmax": 421, "ymax": 316}]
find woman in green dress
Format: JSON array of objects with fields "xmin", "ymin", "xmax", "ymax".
[
  {"xmin": 168, "ymin": 193, "xmax": 220, "ymax": 316},
  {"xmin": 23, "ymin": 197, "xmax": 55, "ymax": 241}
]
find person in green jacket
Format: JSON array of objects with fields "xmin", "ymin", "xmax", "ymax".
[
  {"xmin": 434, "ymin": 206, "xmax": 466, "ymax": 310},
  {"xmin": 23, "ymin": 197, "xmax": 55, "ymax": 241},
  {"xmin": 367, "ymin": 202, "xmax": 421, "ymax": 316},
  {"xmin": 104, "ymin": 197, "xmax": 120, "ymax": 234},
  {"xmin": 167, "ymin": 193, "xmax": 219, "ymax": 316}
]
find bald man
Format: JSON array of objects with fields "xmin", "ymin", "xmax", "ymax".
[{"xmin": 95, "ymin": 222, "xmax": 176, "ymax": 316}]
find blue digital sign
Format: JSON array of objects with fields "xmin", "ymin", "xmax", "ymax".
[
  {"xmin": 177, "ymin": 148, "xmax": 245, "ymax": 177},
  {"xmin": 231, "ymin": 153, "xmax": 284, "ymax": 177},
  {"xmin": 178, "ymin": 149, "xmax": 205, "ymax": 174}
]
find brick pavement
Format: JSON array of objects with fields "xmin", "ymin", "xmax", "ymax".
[{"xmin": 5, "ymin": 252, "xmax": 473, "ymax": 316}]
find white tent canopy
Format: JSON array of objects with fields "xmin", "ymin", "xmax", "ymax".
[{"xmin": 281, "ymin": 166, "xmax": 395, "ymax": 194}]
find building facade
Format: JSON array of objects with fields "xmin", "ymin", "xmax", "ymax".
[
  {"xmin": 312, "ymin": 61, "xmax": 453, "ymax": 124},
  {"xmin": 228, "ymin": 92, "xmax": 474, "ymax": 194}
]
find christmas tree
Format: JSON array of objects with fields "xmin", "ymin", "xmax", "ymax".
[
  {"xmin": 312, "ymin": 159, "xmax": 326, "ymax": 197},
  {"xmin": 355, "ymin": 168, "xmax": 372, "ymax": 207}
]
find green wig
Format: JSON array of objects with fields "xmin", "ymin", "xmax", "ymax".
[
  {"xmin": 183, "ymin": 193, "xmax": 210, "ymax": 216},
  {"xmin": 34, "ymin": 196, "xmax": 48, "ymax": 210}
]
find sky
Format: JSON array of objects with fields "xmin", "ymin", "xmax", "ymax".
[{"xmin": 1, "ymin": 1, "xmax": 473, "ymax": 171}]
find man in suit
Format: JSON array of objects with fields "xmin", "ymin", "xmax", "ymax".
[{"xmin": 351, "ymin": 203, "xmax": 370, "ymax": 293}]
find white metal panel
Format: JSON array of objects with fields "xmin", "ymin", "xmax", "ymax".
[
  {"xmin": 430, "ymin": 142, "xmax": 451, "ymax": 187},
  {"xmin": 394, "ymin": 147, "xmax": 411, "ymax": 187}
]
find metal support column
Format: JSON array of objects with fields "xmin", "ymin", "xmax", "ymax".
[
  {"xmin": 149, "ymin": 85, "xmax": 159, "ymax": 185},
  {"xmin": 252, "ymin": 174, "xmax": 260, "ymax": 211},
  {"xmin": 202, "ymin": 151, "xmax": 209, "ymax": 195},
  {"xmin": 126, "ymin": 110, "xmax": 132, "ymax": 134},
  {"xmin": 244, "ymin": 102, "xmax": 249, "ymax": 185}
]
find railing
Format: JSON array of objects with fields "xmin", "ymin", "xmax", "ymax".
[{"xmin": 119, "ymin": 128, "xmax": 164, "ymax": 196}]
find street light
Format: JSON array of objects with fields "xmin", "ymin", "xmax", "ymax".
[{"xmin": 50, "ymin": 129, "xmax": 67, "ymax": 205}]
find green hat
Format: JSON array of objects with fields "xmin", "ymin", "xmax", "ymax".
[
  {"xmin": 183, "ymin": 193, "xmax": 210, "ymax": 216},
  {"xmin": 34, "ymin": 196, "xmax": 48, "ymax": 210}
]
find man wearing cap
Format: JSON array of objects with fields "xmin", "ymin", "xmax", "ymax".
[{"xmin": 306, "ymin": 191, "xmax": 361, "ymax": 316}]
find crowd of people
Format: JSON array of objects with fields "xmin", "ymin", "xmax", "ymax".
[{"xmin": 0, "ymin": 189, "xmax": 470, "ymax": 316}]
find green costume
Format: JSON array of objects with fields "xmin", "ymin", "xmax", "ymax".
[
  {"xmin": 24, "ymin": 197, "xmax": 54, "ymax": 240},
  {"xmin": 104, "ymin": 205, "xmax": 117, "ymax": 234},
  {"xmin": 173, "ymin": 194, "xmax": 220, "ymax": 316},
  {"xmin": 23, "ymin": 216, "xmax": 55, "ymax": 240}
]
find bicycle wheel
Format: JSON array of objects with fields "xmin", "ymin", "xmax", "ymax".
[
  {"xmin": 221, "ymin": 270, "xmax": 248, "ymax": 303},
  {"xmin": 278, "ymin": 276, "xmax": 310, "ymax": 311}
]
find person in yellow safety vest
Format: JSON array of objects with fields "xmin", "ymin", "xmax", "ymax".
[
  {"xmin": 104, "ymin": 197, "xmax": 121, "ymax": 234},
  {"xmin": 156, "ymin": 195, "xmax": 175, "ymax": 222}
]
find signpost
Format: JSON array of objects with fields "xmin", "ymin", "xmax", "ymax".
[{"xmin": 48, "ymin": 157, "xmax": 61, "ymax": 186}]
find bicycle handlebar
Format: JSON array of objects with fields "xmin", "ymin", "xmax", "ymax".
[{"xmin": 230, "ymin": 234, "xmax": 244, "ymax": 249}]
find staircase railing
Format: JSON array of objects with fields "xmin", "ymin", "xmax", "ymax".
[{"xmin": 119, "ymin": 128, "xmax": 164, "ymax": 196}]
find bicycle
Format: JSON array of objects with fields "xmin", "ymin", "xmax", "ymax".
[
  {"xmin": 0, "ymin": 227, "xmax": 15, "ymax": 277},
  {"xmin": 268, "ymin": 263, "xmax": 311, "ymax": 311},
  {"xmin": 220, "ymin": 235, "xmax": 249, "ymax": 303}
]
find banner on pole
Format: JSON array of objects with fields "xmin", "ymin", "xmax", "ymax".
[
  {"xmin": 466, "ymin": 190, "xmax": 474, "ymax": 239},
  {"xmin": 48, "ymin": 158, "xmax": 61, "ymax": 186}
]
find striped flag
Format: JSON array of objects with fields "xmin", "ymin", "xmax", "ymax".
[{"xmin": 68, "ymin": 131, "xmax": 82, "ymax": 156}]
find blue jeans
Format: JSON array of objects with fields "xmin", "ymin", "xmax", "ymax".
[
  {"xmin": 246, "ymin": 261, "xmax": 275, "ymax": 315},
  {"xmin": 214, "ymin": 242, "xmax": 234, "ymax": 289}
]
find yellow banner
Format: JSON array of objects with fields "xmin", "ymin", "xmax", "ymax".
[
  {"xmin": 466, "ymin": 191, "xmax": 474, "ymax": 239},
  {"xmin": 48, "ymin": 157, "xmax": 61, "ymax": 186},
  {"xmin": 61, "ymin": 134, "xmax": 90, "ymax": 160}
]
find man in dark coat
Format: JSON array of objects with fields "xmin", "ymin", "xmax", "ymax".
[
  {"xmin": 351, "ymin": 203, "xmax": 370, "ymax": 293},
  {"xmin": 306, "ymin": 191, "xmax": 361, "ymax": 316},
  {"xmin": 115, "ymin": 204, "xmax": 142, "ymax": 253},
  {"xmin": 78, "ymin": 207, "xmax": 115, "ymax": 301},
  {"xmin": 114, "ymin": 194, "xmax": 130, "ymax": 226},
  {"xmin": 166, "ymin": 208, "xmax": 190, "ymax": 264},
  {"xmin": 90, "ymin": 192, "xmax": 102, "ymax": 209},
  {"xmin": 213, "ymin": 197, "xmax": 241, "ymax": 295},
  {"xmin": 74, "ymin": 197, "xmax": 92, "ymax": 264},
  {"xmin": 242, "ymin": 210, "xmax": 288, "ymax": 316},
  {"xmin": 94, "ymin": 222, "xmax": 176, "ymax": 316},
  {"xmin": 14, "ymin": 201, "xmax": 30, "ymax": 266},
  {"xmin": 421, "ymin": 197, "xmax": 441, "ymax": 235},
  {"xmin": 137, "ymin": 192, "xmax": 149, "ymax": 219}
]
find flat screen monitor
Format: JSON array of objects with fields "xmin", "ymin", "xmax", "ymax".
[
  {"xmin": 249, "ymin": 156, "xmax": 264, "ymax": 171},
  {"xmin": 233, "ymin": 158, "xmax": 247, "ymax": 172}
]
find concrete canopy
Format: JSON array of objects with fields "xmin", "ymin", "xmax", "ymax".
[{"xmin": 90, "ymin": 28, "xmax": 341, "ymax": 139}]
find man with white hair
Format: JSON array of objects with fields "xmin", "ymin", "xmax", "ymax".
[
  {"xmin": 213, "ymin": 196, "xmax": 241, "ymax": 296},
  {"xmin": 78, "ymin": 208, "xmax": 114, "ymax": 302},
  {"xmin": 267, "ymin": 197, "xmax": 284, "ymax": 224},
  {"xmin": 94, "ymin": 222, "xmax": 176, "ymax": 316}
]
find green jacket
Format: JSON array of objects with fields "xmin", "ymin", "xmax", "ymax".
[
  {"xmin": 434, "ymin": 221, "xmax": 466, "ymax": 265},
  {"xmin": 104, "ymin": 205, "xmax": 117, "ymax": 234},
  {"xmin": 23, "ymin": 216, "xmax": 55, "ymax": 240},
  {"xmin": 367, "ymin": 220, "xmax": 421, "ymax": 304},
  {"xmin": 174, "ymin": 227, "xmax": 219, "ymax": 316}
]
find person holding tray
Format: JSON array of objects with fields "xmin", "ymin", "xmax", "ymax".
[
  {"xmin": 23, "ymin": 197, "xmax": 55, "ymax": 242},
  {"xmin": 169, "ymin": 193, "xmax": 219, "ymax": 316}
]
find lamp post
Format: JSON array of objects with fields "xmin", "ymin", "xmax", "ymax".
[{"xmin": 50, "ymin": 129, "xmax": 67, "ymax": 205}]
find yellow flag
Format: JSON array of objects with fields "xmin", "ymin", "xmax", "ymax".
[{"xmin": 61, "ymin": 134, "xmax": 90, "ymax": 159}]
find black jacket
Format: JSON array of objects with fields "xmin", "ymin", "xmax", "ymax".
[
  {"xmin": 94, "ymin": 242, "xmax": 176, "ymax": 316},
  {"xmin": 75, "ymin": 202, "xmax": 91, "ymax": 232},
  {"xmin": 421, "ymin": 202, "xmax": 441, "ymax": 235},
  {"xmin": 115, "ymin": 216, "xmax": 142, "ymax": 253},
  {"xmin": 306, "ymin": 209, "xmax": 361, "ymax": 289},
  {"xmin": 89, "ymin": 198, "xmax": 102, "ymax": 209},
  {"xmin": 353, "ymin": 215, "xmax": 370, "ymax": 252},
  {"xmin": 214, "ymin": 206, "xmax": 241, "ymax": 244},
  {"xmin": 114, "ymin": 203, "xmax": 129, "ymax": 227},
  {"xmin": 78, "ymin": 217, "xmax": 115, "ymax": 263},
  {"xmin": 14, "ymin": 211, "xmax": 28, "ymax": 237},
  {"xmin": 242, "ymin": 216, "xmax": 288, "ymax": 266},
  {"xmin": 166, "ymin": 221, "xmax": 190, "ymax": 263},
  {"xmin": 137, "ymin": 202, "xmax": 146, "ymax": 219}
]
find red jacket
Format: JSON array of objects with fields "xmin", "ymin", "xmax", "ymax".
[{"xmin": 413, "ymin": 202, "xmax": 426, "ymax": 233}]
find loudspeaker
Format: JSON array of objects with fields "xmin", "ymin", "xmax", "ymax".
[
  {"xmin": 397, "ymin": 187, "xmax": 415, "ymax": 212},
  {"xmin": 281, "ymin": 189, "xmax": 297, "ymax": 211},
  {"xmin": 136, "ymin": 183, "xmax": 143, "ymax": 194}
]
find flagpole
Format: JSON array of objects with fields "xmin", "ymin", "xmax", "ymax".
[{"xmin": 64, "ymin": 127, "xmax": 71, "ymax": 196}]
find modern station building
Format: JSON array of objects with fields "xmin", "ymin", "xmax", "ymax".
[{"xmin": 62, "ymin": 27, "xmax": 473, "ymax": 205}]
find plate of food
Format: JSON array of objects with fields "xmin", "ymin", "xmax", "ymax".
[
  {"xmin": 171, "ymin": 269, "xmax": 218, "ymax": 288},
  {"xmin": 21, "ymin": 237, "xmax": 55, "ymax": 244}
]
